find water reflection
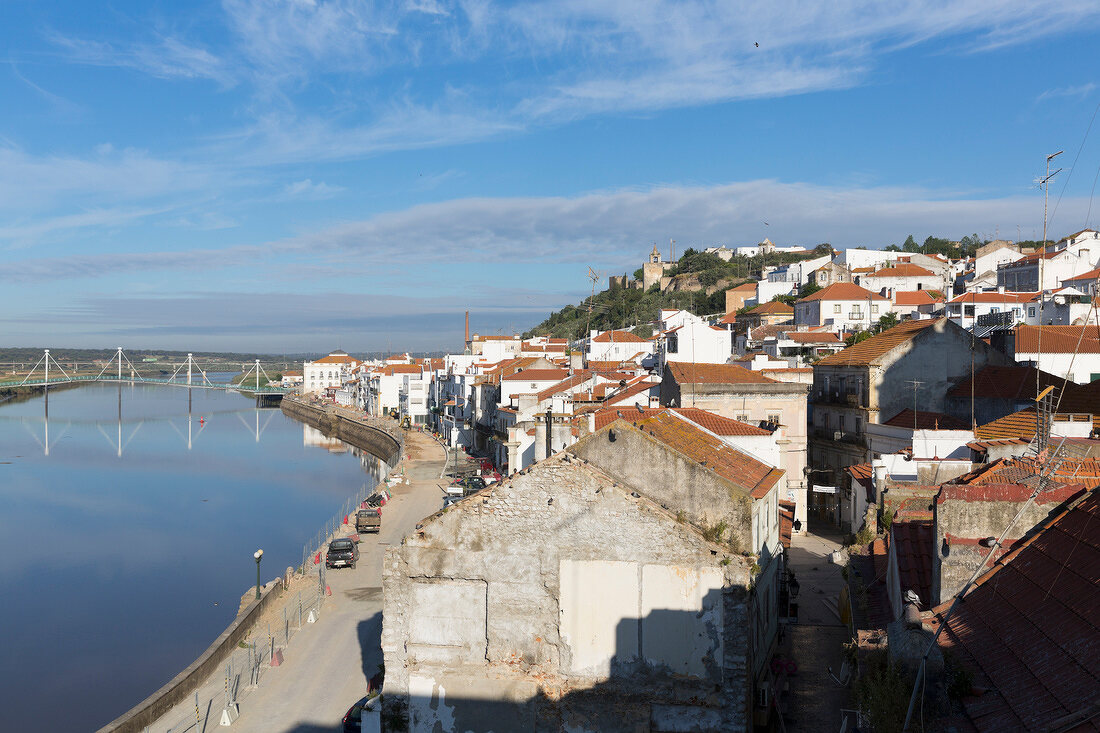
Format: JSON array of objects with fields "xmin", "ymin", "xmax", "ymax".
[{"xmin": 0, "ymin": 384, "xmax": 380, "ymax": 731}]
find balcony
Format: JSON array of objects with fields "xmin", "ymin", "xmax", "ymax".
[
  {"xmin": 812, "ymin": 390, "xmax": 864, "ymax": 407},
  {"xmin": 848, "ymin": 312, "xmax": 865, "ymax": 320}
]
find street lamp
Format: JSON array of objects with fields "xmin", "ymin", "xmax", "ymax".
[{"xmin": 254, "ymin": 549, "xmax": 264, "ymax": 600}]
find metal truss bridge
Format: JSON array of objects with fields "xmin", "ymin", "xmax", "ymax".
[{"xmin": 0, "ymin": 348, "xmax": 294, "ymax": 401}]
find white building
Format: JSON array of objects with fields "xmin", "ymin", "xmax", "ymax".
[
  {"xmin": 654, "ymin": 309, "xmax": 733, "ymax": 369},
  {"xmin": 766, "ymin": 254, "xmax": 833, "ymax": 286},
  {"xmin": 997, "ymin": 232, "xmax": 1100, "ymax": 292},
  {"xmin": 303, "ymin": 350, "xmax": 360, "ymax": 395},
  {"xmin": 857, "ymin": 263, "xmax": 945, "ymax": 296},
  {"xmin": 1007, "ymin": 324, "xmax": 1100, "ymax": 383},
  {"xmin": 585, "ymin": 329, "xmax": 654, "ymax": 364},
  {"xmin": 973, "ymin": 241, "xmax": 1024, "ymax": 281},
  {"xmin": 944, "ymin": 290, "xmax": 1036, "ymax": 329},
  {"xmin": 793, "ymin": 282, "xmax": 892, "ymax": 332}
]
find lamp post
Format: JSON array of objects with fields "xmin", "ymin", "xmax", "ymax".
[{"xmin": 254, "ymin": 549, "xmax": 264, "ymax": 600}]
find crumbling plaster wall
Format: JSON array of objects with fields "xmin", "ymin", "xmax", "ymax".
[
  {"xmin": 567, "ymin": 422, "xmax": 754, "ymax": 549},
  {"xmin": 381, "ymin": 455, "xmax": 753, "ymax": 732}
]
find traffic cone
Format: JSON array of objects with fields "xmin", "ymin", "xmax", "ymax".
[
  {"xmin": 314, "ymin": 552, "xmax": 320, "ymax": 564},
  {"xmin": 325, "ymin": 585, "xmax": 332, "ymax": 596}
]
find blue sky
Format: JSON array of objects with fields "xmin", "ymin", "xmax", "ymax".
[{"xmin": 2, "ymin": 0, "xmax": 1100, "ymax": 353}]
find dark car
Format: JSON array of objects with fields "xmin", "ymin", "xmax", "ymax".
[
  {"xmin": 342, "ymin": 695, "xmax": 377, "ymax": 732},
  {"xmin": 449, "ymin": 475, "xmax": 487, "ymax": 493},
  {"xmin": 326, "ymin": 537, "xmax": 359, "ymax": 569}
]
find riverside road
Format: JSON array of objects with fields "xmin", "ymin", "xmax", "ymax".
[{"xmin": 146, "ymin": 423, "xmax": 447, "ymax": 733}]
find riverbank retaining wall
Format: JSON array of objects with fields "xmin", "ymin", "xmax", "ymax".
[
  {"xmin": 96, "ymin": 581, "xmax": 285, "ymax": 733},
  {"xmin": 280, "ymin": 398, "xmax": 404, "ymax": 466}
]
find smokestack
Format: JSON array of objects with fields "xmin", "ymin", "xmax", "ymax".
[{"xmin": 465, "ymin": 311, "xmax": 470, "ymax": 344}]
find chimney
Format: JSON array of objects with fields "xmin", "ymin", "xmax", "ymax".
[{"xmin": 465, "ymin": 311, "xmax": 470, "ymax": 343}]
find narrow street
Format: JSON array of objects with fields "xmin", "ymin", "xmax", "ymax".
[{"xmin": 782, "ymin": 527, "xmax": 853, "ymax": 732}]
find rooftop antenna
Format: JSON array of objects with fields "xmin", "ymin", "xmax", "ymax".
[
  {"xmin": 1037, "ymin": 150, "xmax": 1064, "ymax": 398},
  {"xmin": 905, "ymin": 379, "xmax": 924, "ymax": 432}
]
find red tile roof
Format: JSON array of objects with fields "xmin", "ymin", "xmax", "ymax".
[
  {"xmin": 535, "ymin": 371, "xmax": 592, "ymax": 401},
  {"xmin": 891, "ymin": 518, "xmax": 934, "ymax": 609},
  {"xmin": 666, "ymin": 362, "xmax": 777, "ymax": 385},
  {"xmin": 867, "ymin": 263, "xmax": 936, "ymax": 277},
  {"xmin": 592, "ymin": 329, "xmax": 649, "ymax": 343},
  {"xmin": 947, "ymin": 291, "xmax": 1038, "ymax": 304},
  {"xmin": 797, "ymin": 282, "xmax": 888, "ymax": 302},
  {"xmin": 383, "ymin": 364, "xmax": 421, "ymax": 375},
  {"xmin": 1061, "ymin": 266, "xmax": 1100, "ymax": 284},
  {"xmin": 952, "ymin": 456, "xmax": 1100, "ymax": 490},
  {"xmin": 1014, "ymin": 325, "xmax": 1100, "ymax": 354},
  {"xmin": 746, "ymin": 300, "xmax": 794, "ymax": 315},
  {"xmin": 501, "ymin": 368, "xmax": 571, "ymax": 382},
  {"xmin": 930, "ymin": 489, "xmax": 1100, "ymax": 733},
  {"xmin": 593, "ymin": 406, "xmax": 771, "ymax": 435},
  {"xmin": 631, "ymin": 412, "xmax": 784, "ymax": 499},
  {"xmin": 973, "ymin": 408, "xmax": 1038, "ymax": 440},
  {"xmin": 311, "ymin": 353, "xmax": 358, "ymax": 364},
  {"xmin": 882, "ymin": 409, "xmax": 968, "ymax": 430},
  {"xmin": 783, "ymin": 331, "xmax": 841, "ymax": 344},
  {"xmin": 894, "ymin": 290, "xmax": 945, "ymax": 306},
  {"xmin": 816, "ymin": 318, "xmax": 944, "ymax": 367}
]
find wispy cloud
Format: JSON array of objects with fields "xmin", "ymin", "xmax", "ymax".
[
  {"xmin": 280, "ymin": 178, "xmax": 344, "ymax": 200},
  {"xmin": 1037, "ymin": 82, "xmax": 1097, "ymax": 102},
  {"xmin": 47, "ymin": 32, "xmax": 235, "ymax": 87},
  {"xmin": 2, "ymin": 178, "xmax": 1086, "ymax": 281}
]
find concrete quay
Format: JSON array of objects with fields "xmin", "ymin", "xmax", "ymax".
[{"xmin": 127, "ymin": 415, "xmax": 448, "ymax": 733}]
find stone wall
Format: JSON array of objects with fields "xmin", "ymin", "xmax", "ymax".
[
  {"xmin": 280, "ymin": 397, "xmax": 402, "ymax": 465},
  {"xmin": 96, "ymin": 581, "xmax": 285, "ymax": 733},
  {"xmin": 381, "ymin": 454, "xmax": 753, "ymax": 732}
]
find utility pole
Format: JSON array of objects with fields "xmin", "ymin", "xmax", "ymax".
[
  {"xmin": 1038, "ymin": 150, "xmax": 1063, "ymax": 397},
  {"xmin": 905, "ymin": 380, "xmax": 924, "ymax": 432}
]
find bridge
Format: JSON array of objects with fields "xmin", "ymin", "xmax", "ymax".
[{"xmin": 1, "ymin": 348, "xmax": 295, "ymax": 404}]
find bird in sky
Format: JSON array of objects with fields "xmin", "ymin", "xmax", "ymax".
[{"xmin": 754, "ymin": 42, "xmax": 759, "ymax": 47}]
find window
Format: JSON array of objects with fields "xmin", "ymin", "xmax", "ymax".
[
  {"xmin": 1029, "ymin": 307, "xmax": 1036, "ymax": 317},
  {"xmin": 963, "ymin": 305, "xmax": 974, "ymax": 317},
  {"xmin": 767, "ymin": 413, "xmax": 781, "ymax": 424},
  {"xmin": 667, "ymin": 335, "xmax": 678, "ymax": 353},
  {"xmin": 871, "ymin": 304, "xmax": 879, "ymax": 314},
  {"xmin": 737, "ymin": 414, "xmax": 750, "ymax": 422},
  {"xmin": 833, "ymin": 304, "xmax": 841, "ymax": 314}
]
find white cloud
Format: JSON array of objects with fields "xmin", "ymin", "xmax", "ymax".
[
  {"xmin": 281, "ymin": 178, "xmax": 344, "ymax": 199},
  {"xmin": 47, "ymin": 32, "xmax": 235, "ymax": 87},
  {"xmin": 3, "ymin": 178, "xmax": 1088, "ymax": 281},
  {"xmin": 1037, "ymin": 82, "xmax": 1097, "ymax": 102}
]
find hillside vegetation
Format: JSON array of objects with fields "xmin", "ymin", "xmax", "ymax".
[{"xmin": 525, "ymin": 245, "xmax": 829, "ymax": 340}]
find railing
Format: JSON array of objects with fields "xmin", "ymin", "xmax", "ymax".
[{"xmin": 0, "ymin": 373, "xmax": 294, "ymax": 395}]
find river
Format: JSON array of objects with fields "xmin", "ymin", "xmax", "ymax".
[{"xmin": 0, "ymin": 381, "xmax": 382, "ymax": 731}]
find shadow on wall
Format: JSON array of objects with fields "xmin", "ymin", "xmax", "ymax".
[{"xmin": 384, "ymin": 595, "xmax": 741, "ymax": 733}]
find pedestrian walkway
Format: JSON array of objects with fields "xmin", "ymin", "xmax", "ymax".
[
  {"xmin": 781, "ymin": 528, "xmax": 853, "ymax": 733},
  {"xmin": 144, "ymin": 428, "xmax": 447, "ymax": 733}
]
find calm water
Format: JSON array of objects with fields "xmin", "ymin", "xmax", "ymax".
[{"xmin": 0, "ymin": 382, "xmax": 382, "ymax": 731}]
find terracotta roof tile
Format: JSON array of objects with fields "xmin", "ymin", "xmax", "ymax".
[
  {"xmin": 867, "ymin": 263, "xmax": 936, "ymax": 277},
  {"xmin": 816, "ymin": 318, "xmax": 944, "ymax": 367},
  {"xmin": 882, "ymin": 409, "xmax": 968, "ymax": 430},
  {"xmin": 783, "ymin": 331, "xmax": 842, "ymax": 344},
  {"xmin": 797, "ymin": 282, "xmax": 888, "ymax": 302},
  {"xmin": 593, "ymin": 406, "xmax": 771, "ymax": 435},
  {"xmin": 894, "ymin": 290, "xmax": 945, "ymax": 306},
  {"xmin": 947, "ymin": 291, "xmax": 1038, "ymax": 304},
  {"xmin": 1014, "ymin": 325, "xmax": 1100, "ymax": 354},
  {"xmin": 500, "ymin": 368, "xmax": 571, "ymax": 382},
  {"xmin": 666, "ymin": 362, "xmax": 777, "ymax": 385},
  {"xmin": 632, "ymin": 412, "xmax": 784, "ymax": 499},
  {"xmin": 974, "ymin": 408, "xmax": 1038, "ymax": 440},
  {"xmin": 891, "ymin": 518, "xmax": 934, "ymax": 609},
  {"xmin": 746, "ymin": 300, "xmax": 794, "ymax": 315},
  {"xmin": 930, "ymin": 489, "xmax": 1100, "ymax": 732},
  {"xmin": 592, "ymin": 329, "xmax": 650, "ymax": 343}
]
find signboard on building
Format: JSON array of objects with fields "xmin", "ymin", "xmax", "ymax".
[{"xmin": 812, "ymin": 484, "xmax": 837, "ymax": 494}]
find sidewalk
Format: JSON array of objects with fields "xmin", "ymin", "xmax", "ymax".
[
  {"xmin": 146, "ymin": 428, "xmax": 447, "ymax": 733},
  {"xmin": 782, "ymin": 528, "xmax": 853, "ymax": 732}
]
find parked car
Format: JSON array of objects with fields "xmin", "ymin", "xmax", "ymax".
[
  {"xmin": 326, "ymin": 537, "xmax": 359, "ymax": 569},
  {"xmin": 343, "ymin": 694, "xmax": 380, "ymax": 732},
  {"xmin": 450, "ymin": 475, "xmax": 487, "ymax": 493},
  {"xmin": 356, "ymin": 508, "xmax": 381, "ymax": 534}
]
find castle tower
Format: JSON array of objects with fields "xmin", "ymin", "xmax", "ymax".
[{"xmin": 650, "ymin": 244, "xmax": 662, "ymax": 264}]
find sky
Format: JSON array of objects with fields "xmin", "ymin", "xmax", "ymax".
[{"xmin": 2, "ymin": 0, "xmax": 1100, "ymax": 353}]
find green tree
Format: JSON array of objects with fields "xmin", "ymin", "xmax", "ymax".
[
  {"xmin": 799, "ymin": 282, "xmax": 821, "ymax": 298},
  {"xmin": 902, "ymin": 235, "xmax": 919, "ymax": 253}
]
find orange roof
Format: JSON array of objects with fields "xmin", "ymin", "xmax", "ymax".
[
  {"xmin": 1061, "ymin": 266, "xmax": 1100, "ymax": 283},
  {"xmin": 974, "ymin": 408, "xmax": 1037, "ymax": 440},
  {"xmin": 666, "ymin": 362, "xmax": 777, "ymax": 385},
  {"xmin": 746, "ymin": 300, "xmax": 794, "ymax": 315},
  {"xmin": 947, "ymin": 291, "xmax": 1037, "ymax": 304},
  {"xmin": 631, "ymin": 411, "xmax": 784, "ymax": 499},
  {"xmin": 593, "ymin": 406, "xmax": 771, "ymax": 436},
  {"xmin": 536, "ymin": 371, "xmax": 592, "ymax": 401},
  {"xmin": 797, "ymin": 282, "xmax": 888, "ymax": 303},
  {"xmin": 783, "ymin": 331, "xmax": 841, "ymax": 344},
  {"xmin": 501, "ymin": 368, "xmax": 571, "ymax": 382},
  {"xmin": 311, "ymin": 353, "xmax": 357, "ymax": 364},
  {"xmin": 729, "ymin": 283, "xmax": 757, "ymax": 292},
  {"xmin": 1014, "ymin": 325, "xmax": 1100, "ymax": 354},
  {"xmin": 867, "ymin": 263, "xmax": 936, "ymax": 277},
  {"xmin": 383, "ymin": 364, "xmax": 421, "ymax": 375},
  {"xmin": 816, "ymin": 318, "xmax": 944, "ymax": 367},
  {"xmin": 894, "ymin": 290, "xmax": 945, "ymax": 306},
  {"xmin": 882, "ymin": 409, "xmax": 968, "ymax": 430},
  {"xmin": 592, "ymin": 330, "xmax": 649, "ymax": 343}
]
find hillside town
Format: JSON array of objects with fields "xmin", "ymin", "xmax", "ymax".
[{"xmin": 297, "ymin": 234, "xmax": 1100, "ymax": 732}]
